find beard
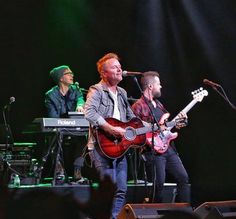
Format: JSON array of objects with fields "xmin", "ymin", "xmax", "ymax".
[{"xmin": 153, "ymin": 90, "xmax": 161, "ymax": 99}]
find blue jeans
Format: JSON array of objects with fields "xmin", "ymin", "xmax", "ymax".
[
  {"xmin": 145, "ymin": 146, "xmax": 190, "ymax": 203},
  {"xmin": 89, "ymin": 149, "xmax": 127, "ymax": 219}
]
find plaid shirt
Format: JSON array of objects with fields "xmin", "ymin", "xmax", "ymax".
[{"xmin": 131, "ymin": 96, "xmax": 168, "ymax": 123}]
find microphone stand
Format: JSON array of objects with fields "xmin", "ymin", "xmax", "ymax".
[
  {"xmin": 132, "ymin": 76, "xmax": 161, "ymax": 202},
  {"xmin": 211, "ymin": 85, "xmax": 236, "ymax": 110},
  {"xmin": 1, "ymin": 104, "xmax": 14, "ymax": 186}
]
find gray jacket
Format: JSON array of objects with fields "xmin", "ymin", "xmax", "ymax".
[{"xmin": 84, "ymin": 80, "xmax": 135, "ymax": 149}]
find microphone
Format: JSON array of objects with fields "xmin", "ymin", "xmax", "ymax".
[
  {"xmin": 203, "ymin": 79, "xmax": 220, "ymax": 88},
  {"xmin": 4, "ymin": 97, "xmax": 15, "ymax": 109},
  {"xmin": 122, "ymin": 70, "xmax": 143, "ymax": 77},
  {"xmin": 9, "ymin": 96, "xmax": 15, "ymax": 104},
  {"xmin": 3, "ymin": 97, "xmax": 16, "ymax": 111},
  {"xmin": 74, "ymin": 82, "xmax": 88, "ymax": 92}
]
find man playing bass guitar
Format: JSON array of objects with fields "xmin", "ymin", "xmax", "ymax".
[{"xmin": 132, "ymin": 71, "xmax": 191, "ymax": 203}]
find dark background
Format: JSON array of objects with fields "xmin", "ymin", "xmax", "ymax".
[{"xmin": 1, "ymin": 0, "xmax": 236, "ymax": 206}]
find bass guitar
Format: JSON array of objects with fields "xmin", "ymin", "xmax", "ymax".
[
  {"xmin": 146, "ymin": 87, "xmax": 208, "ymax": 154},
  {"xmin": 95, "ymin": 117, "xmax": 158, "ymax": 159}
]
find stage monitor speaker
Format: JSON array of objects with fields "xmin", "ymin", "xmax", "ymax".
[
  {"xmin": 117, "ymin": 203, "xmax": 192, "ymax": 219},
  {"xmin": 194, "ymin": 200, "xmax": 236, "ymax": 219}
]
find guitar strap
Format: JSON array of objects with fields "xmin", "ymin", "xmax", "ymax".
[{"xmin": 143, "ymin": 96, "xmax": 167, "ymax": 123}]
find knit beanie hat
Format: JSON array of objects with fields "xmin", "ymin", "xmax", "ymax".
[{"xmin": 50, "ymin": 65, "xmax": 70, "ymax": 84}]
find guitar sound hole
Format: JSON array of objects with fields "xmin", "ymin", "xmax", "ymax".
[{"xmin": 124, "ymin": 127, "xmax": 136, "ymax": 141}]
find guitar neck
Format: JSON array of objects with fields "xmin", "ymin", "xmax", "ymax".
[
  {"xmin": 136, "ymin": 124, "xmax": 159, "ymax": 136},
  {"xmin": 181, "ymin": 98, "xmax": 198, "ymax": 115},
  {"xmin": 170, "ymin": 99, "xmax": 198, "ymax": 126}
]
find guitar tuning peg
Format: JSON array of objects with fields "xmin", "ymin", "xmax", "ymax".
[{"xmin": 192, "ymin": 87, "xmax": 204, "ymax": 96}]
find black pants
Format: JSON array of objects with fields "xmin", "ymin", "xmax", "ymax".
[{"xmin": 144, "ymin": 146, "xmax": 190, "ymax": 203}]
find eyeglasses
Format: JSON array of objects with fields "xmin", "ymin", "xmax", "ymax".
[{"xmin": 63, "ymin": 72, "xmax": 74, "ymax": 75}]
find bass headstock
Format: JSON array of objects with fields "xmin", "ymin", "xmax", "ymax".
[{"xmin": 192, "ymin": 87, "xmax": 208, "ymax": 102}]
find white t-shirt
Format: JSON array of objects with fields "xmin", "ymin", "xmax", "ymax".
[{"xmin": 108, "ymin": 89, "xmax": 121, "ymax": 120}]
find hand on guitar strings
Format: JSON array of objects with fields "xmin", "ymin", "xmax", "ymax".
[{"xmin": 175, "ymin": 111, "xmax": 188, "ymax": 129}]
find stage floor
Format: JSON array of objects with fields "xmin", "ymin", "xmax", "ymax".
[{"xmin": 8, "ymin": 182, "xmax": 178, "ymax": 204}]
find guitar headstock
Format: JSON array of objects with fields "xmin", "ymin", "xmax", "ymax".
[{"xmin": 192, "ymin": 87, "xmax": 208, "ymax": 102}]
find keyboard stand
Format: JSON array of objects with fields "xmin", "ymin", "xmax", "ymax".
[
  {"xmin": 37, "ymin": 129, "xmax": 66, "ymax": 186},
  {"xmin": 52, "ymin": 130, "xmax": 65, "ymax": 186}
]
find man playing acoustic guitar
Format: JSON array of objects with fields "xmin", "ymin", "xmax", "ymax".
[
  {"xmin": 132, "ymin": 71, "xmax": 191, "ymax": 203},
  {"xmin": 84, "ymin": 53, "xmax": 138, "ymax": 219}
]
